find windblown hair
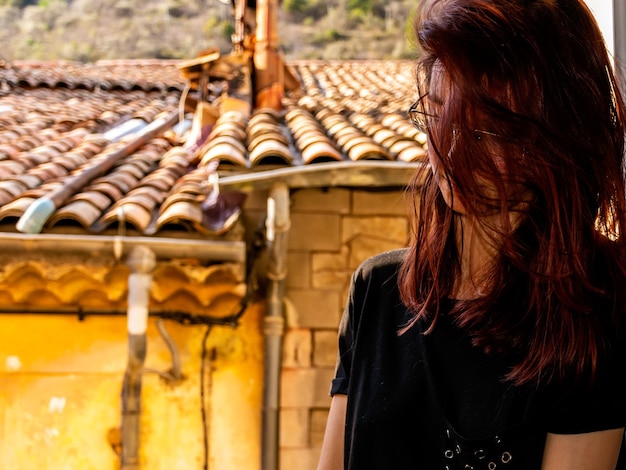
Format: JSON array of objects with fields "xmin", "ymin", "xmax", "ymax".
[{"xmin": 399, "ymin": 0, "xmax": 626, "ymax": 386}]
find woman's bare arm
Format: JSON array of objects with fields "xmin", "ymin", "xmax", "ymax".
[
  {"xmin": 542, "ymin": 428, "xmax": 625, "ymax": 470},
  {"xmin": 317, "ymin": 394, "xmax": 347, "ymax": 470}
]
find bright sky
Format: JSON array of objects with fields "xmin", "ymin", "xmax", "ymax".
[{"xmin": 584, "ymin": 0, "xmax": 614, "ymax": 56}]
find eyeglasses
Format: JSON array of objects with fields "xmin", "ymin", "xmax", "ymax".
[
  {"xmin": 407, "ymin": 100, "xmax": 501, "ymax": 141},
  {"xmin": 408, "ymin": 100, "xmax": 436, "ymax": 134}
]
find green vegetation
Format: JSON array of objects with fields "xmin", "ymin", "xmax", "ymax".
[
  {"xmin": 219, "ymin": 19, "xmax": 235, "ymax": 42},
  {"xmin": 311, "ymin": 28, "xmax": 346, "ymax": 46},
  {"xmin": 0, "ymin": 0, "xmax": 37, "ymax": 7},
  {"xmin": 0, "ymin": 0, "xmax": 418, "ymax": 62}
]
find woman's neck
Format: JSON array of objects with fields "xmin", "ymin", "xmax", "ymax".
[{"xmin": 452, "ymin": 215, "xmax": 499, "ymax": 300}]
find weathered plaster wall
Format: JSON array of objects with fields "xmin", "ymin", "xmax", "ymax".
[{"xmin": 0, "ymin": 304, "xmax": 264, "ymax": 469}]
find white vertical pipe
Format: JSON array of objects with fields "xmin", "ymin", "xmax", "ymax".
[
  {"xmin": 121, "ymin": 246, "xmax": 156, "ymax": 470},
  {"xmin": 262, "ymin": 182, "xmax": 290, "ymax": 470},
  {"xmin": 127, "ymin": 272, "xmax": 152, "ymax": 335}
]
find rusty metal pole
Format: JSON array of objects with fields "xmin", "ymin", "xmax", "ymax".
[
  {"xmin": 232, "ymin": 0, "xmax": 247, "ymax": 53},
  {"xmin": 254, "ymin": 0, "xmax": 284, "ymax": 110}
]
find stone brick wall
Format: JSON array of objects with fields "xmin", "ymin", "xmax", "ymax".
[{"xmin": 243, "ymin": 187, "xmax": 411, "ymax": 470}]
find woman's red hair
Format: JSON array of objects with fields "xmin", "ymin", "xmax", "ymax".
[{"xmin": 400, "ymin": 0, "xmax": 626, "ymax": 386}]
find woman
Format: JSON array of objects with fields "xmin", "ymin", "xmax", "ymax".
[{"xmin": 318, "ymin": 0, "xmax": 626, "ymax": 469}]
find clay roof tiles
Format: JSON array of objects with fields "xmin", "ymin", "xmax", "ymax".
[{"xmin": 0, "ymin": 59, "xmax": 426, "ymax": 238}]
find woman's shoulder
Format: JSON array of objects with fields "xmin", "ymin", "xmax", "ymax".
[
  {"xmin": 355, "ymin": 248, "xmax": 408, "ymax": 279},
  {"xmin": 349, "ymin": 249, "xmax": 408, "ymax": 302}
]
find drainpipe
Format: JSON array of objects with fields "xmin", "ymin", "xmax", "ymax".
[
  {"xmin": 262, "ymin": 182, "xmax": 289, "ymax": 470},
  {"xmin": 120, "ymin": 246, "xmax": 157, "ymax": 470}
]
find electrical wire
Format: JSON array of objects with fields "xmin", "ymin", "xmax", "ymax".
[
  {"xmin": 156, "ymin": 318, "xmax": 182, "ymax": 380},
  {"xmin": 200, "ymin": 324, "xmax": 213, "ymax": 470},
  {"xmin": 195, "ymin": 221, "xmax": 266, "ymax": 468}
]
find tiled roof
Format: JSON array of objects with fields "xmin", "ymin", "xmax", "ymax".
[
  {"xmin": 0, "ymin": 59, "xmax": 426, "ymax": 238},
  {"xmin": 0, "ymin": 257, "xmax": 244, "ymax": 315}
]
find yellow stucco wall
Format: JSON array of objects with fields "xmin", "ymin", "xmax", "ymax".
[{"xmin": 0, "ymin": 303, "xmax": 264, "ymax": 469}]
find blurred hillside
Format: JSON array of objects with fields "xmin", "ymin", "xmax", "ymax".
[{"xmin": 0, "ymin": 0, "xmax": 418, "ymax": 62}]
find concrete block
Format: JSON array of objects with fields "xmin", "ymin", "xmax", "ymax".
[
  {"xmin": 313, "ymin": 330, "xmax": 338, "ymax": 367},
  {"xmin": 283, "ymin": 329, "xmax": 312, "ymax": 368},
  {"xmin": 280, "ymin": 368, "xmax": 334, "ymax": 408},
  {"xmin": 311, "ymin": 269, "xmax": 353, "ymax": 291},
  {"xmin": 280, "ymin": 408, "xmax": 309, "ymax": 447},
  {"xmin": 352, "ymin": 189, "xmax": 409, "ymax": 216},
  {"xmin": 311, "ymin": 248, "xmax": 352, "ymax": 290},
  {"xmin": 286, "ymin": 290, "xmax": 341, "ymax": 329},
  {"xmin": 288, "ymin": 213, "xmax": 341, "ymax": 251},
  {"xmin": 286, "ymin": 252, "xmax": 310, "ymax": 289},
  {"xmin": 280, "ymin": 447, "xmax": 321, "ymax": 470},
  {"xmin": 341, "ymin": 215, "xmax": 408, "ymax": 244},
  {"xmin": 291, "ymin": 188, "xmax": 350, "ymax": 213},
  {"xmin": 311, "ymin": 248, "xmax": 349, "ymax": 272}
]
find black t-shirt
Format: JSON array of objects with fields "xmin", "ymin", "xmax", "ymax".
[{"xmin": 331, "ymin": 249, "xmax": 626, "ymax": 469}]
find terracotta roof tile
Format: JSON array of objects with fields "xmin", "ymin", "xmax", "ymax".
[
  {"xmin": 68, "ymin": 191, "xmax": 113, "ymax": 210},
  {"xmin": 0, "ymin": 258, "xmax": 242, "ymax": 314},
  {"xmin": 0, "ymin": 59, "xmax": 426, "ymax": 237},
  {"xmin": 0, "ymin": 180, "xmax": 27, "ymax": 198},
  {"xmin": 48, "ymin": 199, "xmax": 104, "ymax": 229},
  {"xmin": 0, "ymin": 196, "xmax": 35, "ymax": 219}
]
